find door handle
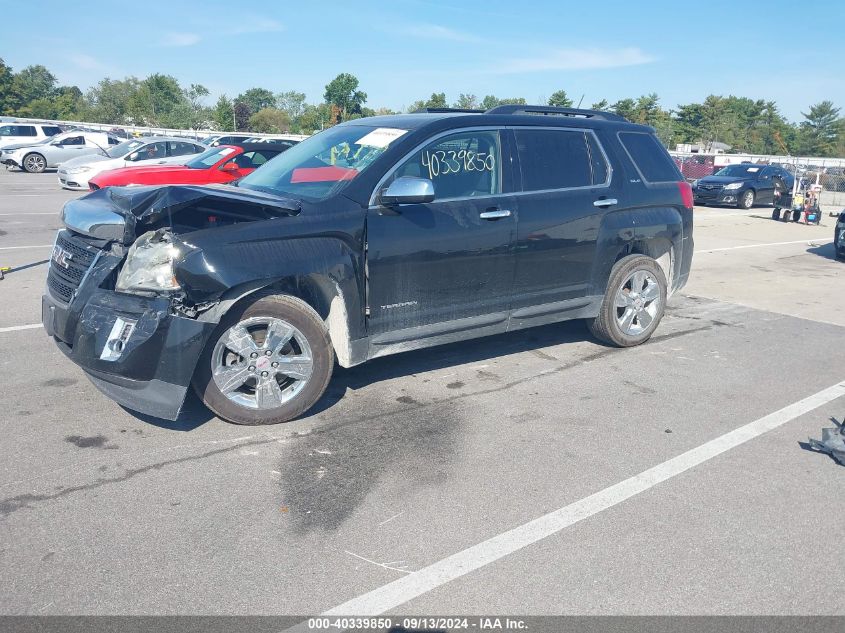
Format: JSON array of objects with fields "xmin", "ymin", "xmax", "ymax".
[
  {"xmin": 479, "ymin": 208, "xmax": 512, "ymax": 219},
  {"xmin": 593, "ymin": 198, "xmax": 618, "ymax": 207}
]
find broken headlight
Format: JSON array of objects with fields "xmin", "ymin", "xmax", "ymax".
[{"xmin": 115, "ymin": 230, "xmax": 181, "ymax": 294}]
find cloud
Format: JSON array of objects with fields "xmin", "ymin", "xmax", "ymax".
[
  {"xmin": 393, "ymin": 22, "xmax": 480, "ymax": 42},
  {"xmin": 69, "ymin": 53, "xmax": 105, "ymax": 70},
  {"xmin": 160, "ymin": 32, "xmax": 201, "ymax": 47},
  {"xmin": 231, "ymin": 17, "xmax": 284, "ymax": 34},
  {"xmin": 494, "ymin": 47, "xmax": 656, "ymax": 73}
]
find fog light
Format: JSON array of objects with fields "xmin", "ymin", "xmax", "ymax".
[{"xmin": 100, "ymin": 317, "xmax": 136, "ymax": 361}]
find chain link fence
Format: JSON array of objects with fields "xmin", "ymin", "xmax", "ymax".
[{"xmin": 671, "ymin": 152, "xmax": 845, "ymax": 210}]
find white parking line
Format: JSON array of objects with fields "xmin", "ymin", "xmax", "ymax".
[
  {"xmin": 0, "ymin": 323, "xmax": 42, "ymax": 333},
  {"xmin": 313, "ymin": 380, "xmax": 845, "ymax": 617},
  {"xmin": 696, "ymin": 238, "xmax": 833, "ymax": 253},
  {"xmin": 0, "ymin": 244, "xmax": 52, "ymax": 250}
]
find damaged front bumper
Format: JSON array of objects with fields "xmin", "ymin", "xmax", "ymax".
[{"xmin": 42, "ymin": 284, "xmax": 216, "ymax": 421}]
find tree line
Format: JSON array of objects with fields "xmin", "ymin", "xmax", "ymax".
[{"xmin": 1, "ymin": 59, "xmax": 842, "ymax": 156}]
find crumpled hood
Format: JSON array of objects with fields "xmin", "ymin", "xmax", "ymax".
[{"xmin": 61, "ymin": 184, "xmax": 302, "ymax": 244}]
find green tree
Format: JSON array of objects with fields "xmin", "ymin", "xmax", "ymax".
[
  {"xmin": 237, "ymin": 87, "xmax": 277, "ymax": 116},
  {"xmin": 248, "ymin": 107, "xmax": 291, "ymax": 133},
  {"xmin": 9, "ymin": 65, "xmax": 57, "ymax": 113},
  {"xmin": 140, "ymin": 73, "xmax": 183, "ymax": 124},
  {"xmin": 297, "ymin": 103, "xmax": 333, "ymax": 133},
  {"xmin": 453, "ymin": 93, "xmax": 479, "ymax": 109},
  {"xmin": 277, "ymin": 90, "xmax": 307, "ymax": 122},
  {"xmin": 590, "ymin": 99, "xmax": 609, "ymax": 111},
  {"xmin": 798, "ymin": 100, "xmax": 840, "ymax": 156},
  {"xmin": 323, "ymin": 73, "xmax": 367, "ymax": 121},
  {"xmin": 0, "ymin": 58, "xmax": 13, "ymax": 114},
  {"xmin": 480, "ymin": 95, "xmax": 526, "ymax": 110},
  {"xmin": 213, "ymin": 94, "xmax": 234, "ymax": 131},
  {"xmin": 85, "ymin": 77, "xmax": 143, "ymax": 124},
  {"xmin": 548, "ymin": 90, "xmax": 573, "ymax": 108},
  {"xmin": 425, "ymin": 92, "xmax": 447, "ymax": 108},
  {"xmin": 611, "ymin": 98, "xmax": 636, "ymax": 121}
]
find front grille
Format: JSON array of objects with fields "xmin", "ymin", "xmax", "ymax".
[
  {"xmin": 47, "ymin": 231, "xmax": 103, "ymax": 304},
  {"xmin": 698, "ymin": 184, "xmax": 723, "ymax": 192}
]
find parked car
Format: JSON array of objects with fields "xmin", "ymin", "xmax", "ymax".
[
  {"xmin": 835, "ymin": 212, "xmax": 845, "ymax": 260},
  {"xmin": 1, "ymin": 131, "xmax": 122, "ymax": 173},
  {"xmin": 201, "ymin": 134, "xmax": 254, "ymax": 147},
  {"xmin": 43, "ymin": 105, "xmax": 693, "ymax": 425},
  {"xmin": 0, "ymin": 122, "xmax": 63, "ymax": 149},
  {"xmin": 693, "ymin": 163, "xmax": 794, "ymax": 208},
  {"xmin": 88, "ymin": 143, "xmax": 288, "ymax": 190},
  {"xmin": 245, "ymin": 137, "xmax": 301, "ymax": 149},
  {"xmin": 57, "ymin": 137, "xmax": 207, "ymax": 190}
]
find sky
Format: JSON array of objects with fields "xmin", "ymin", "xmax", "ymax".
[{"xmin": 2, "ymin": 0, "xmax": 843, "ymax": 122}]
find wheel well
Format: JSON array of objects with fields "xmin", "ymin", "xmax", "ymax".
[
  {"xmin": 219, "ymin": 274, "xmax": 354, "ymax": 367},
  {"xmin": 615, "ymin": 238, "xmax": 674, "ymax": 294}
]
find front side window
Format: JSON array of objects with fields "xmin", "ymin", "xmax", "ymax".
[
  {"xmin": 127, "ymin": 141, "xmax": 167, "ymax": 162},
  {"xmin": 234, "ymin": 150, "xmax": 275, "ymax": 168},
  {"xmin": 515, "ymin": 129, "xmax": 601, "ymax": 191},
  {"xmin": 61, "ymin": 136, "xmax": 84, "ymax": 146},
  {"xmin": 107, "ymin": 139, "xmax": 144, "ymax": 158},
  {"xmin": 390, "ymin": 130, "xmax": 502, "ymax": 200},
  {"xmin": 239, "ymin": 124, "xmax": 409, "ymax": 202}
]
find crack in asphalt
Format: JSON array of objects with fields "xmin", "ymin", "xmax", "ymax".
[{"xmin": 0, "ymin": 320, "xmax": 728, "ymax": 518}]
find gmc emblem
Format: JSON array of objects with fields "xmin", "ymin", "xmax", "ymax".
[{"xmin": 51, "ymin": 245, "xmax": 73, "ymax": 269}]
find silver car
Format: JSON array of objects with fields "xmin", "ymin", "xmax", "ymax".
[
  {"xmin": 1, "ymin": 131, "xmax": 121, "ymax": 173},
  {"xmin": 57, "ymin": 137, "xmax": 207, "ymax": 190}
]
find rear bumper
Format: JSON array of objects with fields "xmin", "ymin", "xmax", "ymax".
[{"xmin": 42, "ymin": 288, "xmax": 217, "ymax": 421}]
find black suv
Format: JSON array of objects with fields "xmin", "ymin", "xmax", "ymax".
[
  {"xmin": 694, "ymin": 163, "xmax": 794, "ymax": 209},
  {"xmin": 43, "ymin": 106, "xmax": 694, "ymax": 425}
]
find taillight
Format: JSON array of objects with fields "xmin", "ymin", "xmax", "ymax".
[{"xmin": 678, "ymin": 181, "xmax": 693, "ymax": 209}]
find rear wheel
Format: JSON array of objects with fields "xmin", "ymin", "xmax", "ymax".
[
  {"xmin": 22, "ymin": 153, "xmax": 46, "ymax": 173},
  {"xmin": 739, "ymin": 189, "xmax": 755, "ymax": 209},
  {"xmin": 192, "ymin": 294, "xmax": 334, "ymax": 425},
  {"xmin": 588, "ymin": 255, "xmax": 667, "ymax": 347}
]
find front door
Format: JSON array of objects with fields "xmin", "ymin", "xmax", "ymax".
[{"xmin": 367, "ymin": 129, "xmax": 517, "ymax": 337}]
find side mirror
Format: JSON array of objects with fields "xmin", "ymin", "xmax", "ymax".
[
  {"xmin": 128, "ymin": 152, "xmax": 139, "ymax": 161},
  {"xmin": 380, "ymin": 176, "xmax": 435, "ymax": 205},
  {"xmin": 221, "ymin": 161, "xmax": 239, "ymax": 172}
]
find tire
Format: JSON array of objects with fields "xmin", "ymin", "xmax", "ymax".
[
  {"xmin": 588, "ymin": 254, "xmax": 668, "ymax": 347},
  {"xmin": 772, "ymin": 208, "xmax": 781, "ymax": 220},
  {"xmin": 192, "ymin": 294, "xmax": 334, "ymax": 425},
  {"xmin": 22, "ymin": 152, "xmax": 46, "ymax": 173},
  {"xmin": 738, "ymin": 189, "xmax": 755, "ymax": 209}
]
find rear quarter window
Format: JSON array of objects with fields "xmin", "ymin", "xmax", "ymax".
[{"xmin": 618, "ymin": 131, "xmax": 680, "ymax": 183}]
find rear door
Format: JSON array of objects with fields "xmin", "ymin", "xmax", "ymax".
[
  {"xmin": 366, "ymin": 128, "xmax": 518, "ymax": 337},
  {"xmin": 510, "ymin": 127, "xmax": 619, "ymax": 320}
]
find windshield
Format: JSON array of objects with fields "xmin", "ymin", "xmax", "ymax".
[
  {"xmin": 238, "ymin": 125, "xmax": 408, "ymax": 201},
  {"xmin": 186, "ymin": 146, "xmax": 237, "ymax": 169},
  {"xmin": 715, "ymin": 165, "xmax": 763, "ymax": 177},
  {"xmin": 106, "ymin": 139, "xmax": 145, "ymax": 158}
]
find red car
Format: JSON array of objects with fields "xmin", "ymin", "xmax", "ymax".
[{"xmin": 88, "ymin": 143, "xmax": 290, "ymax": 190}]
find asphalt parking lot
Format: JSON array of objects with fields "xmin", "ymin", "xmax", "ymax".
[{"xmin": 0, "ymin": 169, "xmax": 843, "ymax": 617}]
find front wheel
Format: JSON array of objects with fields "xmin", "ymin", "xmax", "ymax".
[
  {"xmin": 739, "ymin": 189, "xmax": 755, "ymax": 209},
  {"xmin": 22, "ymin": 153, "xmax": 46, "ymax": 173},
  {"xmin": 192, "ymin": 294, "xmax": 334, "ymax": 425},
  {"xmin": 588, "ymin": 255, "xmax": 668, "ymax": 347}
]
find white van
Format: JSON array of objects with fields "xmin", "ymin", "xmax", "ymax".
[{"xmin": 0, "ymin": 123, "xmax": 63, "ymax": 149}]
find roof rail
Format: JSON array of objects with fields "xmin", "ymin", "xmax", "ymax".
[
  {"xmin": 412, "ymin": 107, "xmax": 485, "ymax": 114},
  {"xmin": 484, "ymin": 104, "xmax": 627, "ymax": 122}
]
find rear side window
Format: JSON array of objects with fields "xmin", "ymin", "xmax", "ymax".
[
  {"xmin": 619, "ymin": 132, "xmax": 680, "ymax": 183},
  {"xmin": 42, "ymin": 126, "xmax": 62, "ymax": 136},
  {"xmin": 515, "ymin": 129, "xmax": 607, "ymax": 191},
  {"xmin": 168, "ymin": 141, "xmax": 200, "ymax": 156}
]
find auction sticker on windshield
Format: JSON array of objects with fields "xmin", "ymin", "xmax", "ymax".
[{"xmin": 355, "ymin": 128, "xmax": 408, "ymax": 148}]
